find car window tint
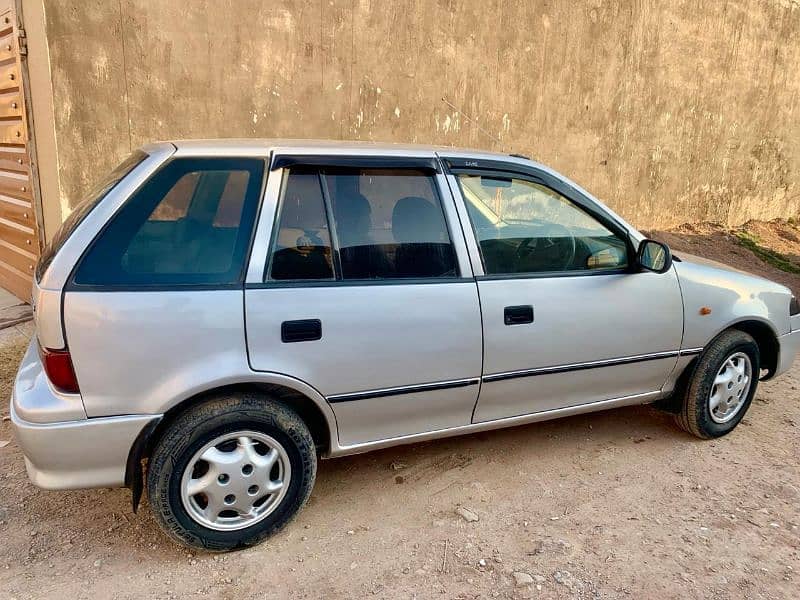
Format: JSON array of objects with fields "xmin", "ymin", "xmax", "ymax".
[
  {"xmin": 457, "ymin": 174, "xmax": 628, "ymax": 275},
  {"xmin": 149, "ymin": 171, "xmax": 200, "ymax": 221},
  {"xmin": 73, "ymin": 157, "xmax": 264, "ymax": 286},
  {"xmin": 326, "ymin": 168, "xmax": 457, "ymax": 279},
  {"xmin": 267, "ymin": 171, "xmax": 334, "ymax": 281},
  {"xmin": 36, "ymin": 149, "xmax": 148, "ymax": 282},
  {"xmin": 214, "ymin": 170, "xmax": 251, "ymax": 227}
]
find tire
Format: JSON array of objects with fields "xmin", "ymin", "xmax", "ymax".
[
  {"xmin": 674, "ymin": 329, "xmax": 760, "ymax": 439},
  {"xmin": 146, "ymin": 393, "xmax": 317, "ymax": 552}
]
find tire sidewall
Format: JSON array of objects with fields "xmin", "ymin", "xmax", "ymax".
[
  {"xmin": 148, "ymin": 403, "xmax": 315, "ymax": 551},
  {"xmin": 694, "ymin": 337, "xmax": 760, "ymax": 437}
]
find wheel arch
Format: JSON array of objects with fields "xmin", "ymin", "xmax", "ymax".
[
  {"xmin": 658, "ymin": 319, "xmax": 778, "ymax": 414},
  {"xmin": 124, "ymin": 375, "xmax": 338, "ymax": 512},
  {"xmin": 727, "ymin": 319, "xmax": 779, "ymax": 379}
]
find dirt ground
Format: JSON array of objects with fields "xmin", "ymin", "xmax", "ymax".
[{"xmin": 1, "ymin": 221, "xmax": 799, "ymax": 600}]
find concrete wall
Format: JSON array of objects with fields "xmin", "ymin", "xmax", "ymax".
[{"xmin": 32, "ymin": 0, "xmax": 800, "ymax": 232}]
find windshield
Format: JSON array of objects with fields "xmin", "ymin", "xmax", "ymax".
[{"xmin": 35, "ymin": 150, "xmax": 148, "ymax": 282}]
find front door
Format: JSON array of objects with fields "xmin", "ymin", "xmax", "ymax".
[
  {"xmin": 245, "ymin": 160, "xmax": 482, "ymax": 447},
  {"xmin": 447, "ymin": 165, "xmax": 684, "ymax": 423}
]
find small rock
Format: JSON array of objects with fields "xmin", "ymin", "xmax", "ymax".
[
  {"xmin": 455, "ymin": 506, "xmax": 479, "ymax": 523},
  {"xmin": 553, "ymin": 570, "xmax": 578, "ymax": 589},
  {"xmin": 0, "ymin": 441, "xmax": 9, "ymax": 449},
  {"xmin": 478, "ymin": 559, "xmax": 487, "ymax": 568},
  {"xmin": 512, "ymin": 572, "xmax": 534, "ymax": 587},
  {"xmin": 390, "ymin": 461, "xmax": 408, "ymax": 471},
  {"xmin": 93, "ymin": 559, "xmax": 103, "ymax": 568},
  {"xmin": 346, "ymin": 529, "xmax": 355, "ymax": 535}
]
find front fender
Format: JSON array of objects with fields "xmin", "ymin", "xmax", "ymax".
[{"xmin": 675, "ymin": 260, "xmax": 791, "ymax": 349}]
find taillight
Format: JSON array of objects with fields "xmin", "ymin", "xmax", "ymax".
[{"xmin": 38, "ymin": 344, "xmax": 80, "ymax": 394}]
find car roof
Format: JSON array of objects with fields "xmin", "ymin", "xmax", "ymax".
[{"xmin": 144, "ymin": 138, "xmax": 536, "ymax": 164}]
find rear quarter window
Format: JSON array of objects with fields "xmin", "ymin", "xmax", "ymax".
[
  {"xmin": 72, "ymin": 157, "xmax": 265, "ymax": 287},
  {"xmin": 36, "ymin": 150, "xmax": 148, "ymax": 282}
]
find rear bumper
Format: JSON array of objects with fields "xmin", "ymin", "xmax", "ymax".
[
  {"xmin": 10, "ymin": 401, "xmax": 159, "ymax": 489},
  {"xmin": 10, "ymin": 338, "xmax": 160, "ymax": 490},
  {"xmin": 774, "ymin": 329, "xmax": 800, "ymax": 379},
  {"xmin": 10, "ymin": 402, "xmax": 159, "ymax": 490}
]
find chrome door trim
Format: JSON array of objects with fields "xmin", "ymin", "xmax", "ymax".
[
  {"xmin": 329, "ymin": 389, "xmax": 661, "ymax": 457},
  {"xmin": 327, "ymin": 377, "xmax": 480, "ymax": 403},
  {"xmin": 679, "ymin": 347, "xmax": 704, "ymax": 356},
  {"xmin": 323, "ymin": 348, "xmax": 703, "ymax": 402},
  {"xmin": 482, "ymin": 349, "xmax": 703, "ymax": 383}
]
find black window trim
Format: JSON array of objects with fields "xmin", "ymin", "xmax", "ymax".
[
  {"xmin": 443, "ymin": 159, "xmax": 637, "ymax": 280},
  {"xmin": 271, "ymin": 154, "xmax": 440, "ymax": 173},
  {"xmin": 262, "ymin": 164, "xmax": 464, "ymax": 286},
  {"xmin": 65, "ymin": 156, "xmax": 269, "ymax": 292}
]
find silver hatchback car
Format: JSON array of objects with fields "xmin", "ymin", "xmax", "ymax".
[{"xmin": 12, "ymin": 140, "xmax": 800, "ymax": 551}]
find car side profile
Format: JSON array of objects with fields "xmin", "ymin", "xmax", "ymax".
[{"xmin": 11, "ymin": 140, "xmax": 800, "ymax": 551}]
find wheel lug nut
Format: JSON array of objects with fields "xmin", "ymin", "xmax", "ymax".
[
  {"xmin": 242, "ymin": 464, "xmax": 253, "ymax": 475},
  {"xmin": 248, "ymin": 485, "xmax": 259, "ymax": 495},
  {"xmin": 224, "ymin": 494, "xmax": 236, "ymax": 505},
  {"xmin": 218, "ymin": 474, "xmax": 229, "ymax": 484}
]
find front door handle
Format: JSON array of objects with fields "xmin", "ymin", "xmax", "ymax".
[
  {"xmin": 281, "ymin": 319, "xmax": 322, "ymax": 343},
  {"xmin": 504, "ymin": 305, "xmax": 534, "ymax": 325}
]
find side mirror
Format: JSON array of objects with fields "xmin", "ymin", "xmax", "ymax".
[{"xmin": 637, "ymin": 239, "xmax": 672, "ymax": 274}]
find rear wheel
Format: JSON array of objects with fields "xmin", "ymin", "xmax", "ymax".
[
  {"xmin": 146, "ymin": 394, "xmax": 316, "ymax": 551},
  {"xmin": 675, "ymin": 330, "xmax": 760, "ymax": 439}
]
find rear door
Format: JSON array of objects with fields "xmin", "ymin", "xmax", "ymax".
[
  {"xmin": 444, "ymin": 159, "xmax": 684, "ymax": 422},
  {"xmin": 244, "ymin": 156, "xmax": 482, "ymax": 447}
]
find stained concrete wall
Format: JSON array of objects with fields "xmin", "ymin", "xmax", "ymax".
[{"xmin": 31, "ymin": 0, "xmax": 800, "ymax": 232}]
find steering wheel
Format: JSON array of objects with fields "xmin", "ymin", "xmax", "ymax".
[{"xmin": 515, "ymin": 224, "xmax": 577, "ymax": 271}]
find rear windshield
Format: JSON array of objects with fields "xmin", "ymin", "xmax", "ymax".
[{"xmin": 35, "ymin": 150, "xmax": 148, "ymax": 282}]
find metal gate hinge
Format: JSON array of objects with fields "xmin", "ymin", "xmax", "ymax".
[{"xmin": 18, "ymin": 27, "xmax": 27, "ymax": 56}]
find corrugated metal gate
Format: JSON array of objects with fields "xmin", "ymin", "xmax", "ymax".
[{"xmin": 0, "ymin": 1, "xmax": 38, "ymax": 301}]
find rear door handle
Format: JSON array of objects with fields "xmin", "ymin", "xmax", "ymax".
[
  {"xmin": 281, "ymin": 319, "xmax": 322, "ymax": 343},
  {"xmin": 504, "ymin": 305, "xmax": 534, "ymax": 325}
]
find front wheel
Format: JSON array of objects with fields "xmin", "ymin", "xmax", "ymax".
[
  {"xmin": 675, "ymin": 330, "xmax": 760, "ymax": 439},
  {"xmin": 146, "ymin": 394, "xmax": 317, "ymax": 551}
]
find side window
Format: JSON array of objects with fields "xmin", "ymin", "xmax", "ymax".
[
  {"xmin": 266, "ymin": 168, "xmax": 458, "ymax": 281},
  {"xmin": 267, "ymin": 171, "xmax": 334, "ymax": 280},
  {"xmin": 73, "ymin": 157, "xmax": 265, "ymax": 286},
  {"xmin": 456, "ymin": 174, "xmax": 628, "ymax": 275},
  {"xmin": 327, "ymin": 168, "xmax": 457, "ymax": 279}
]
